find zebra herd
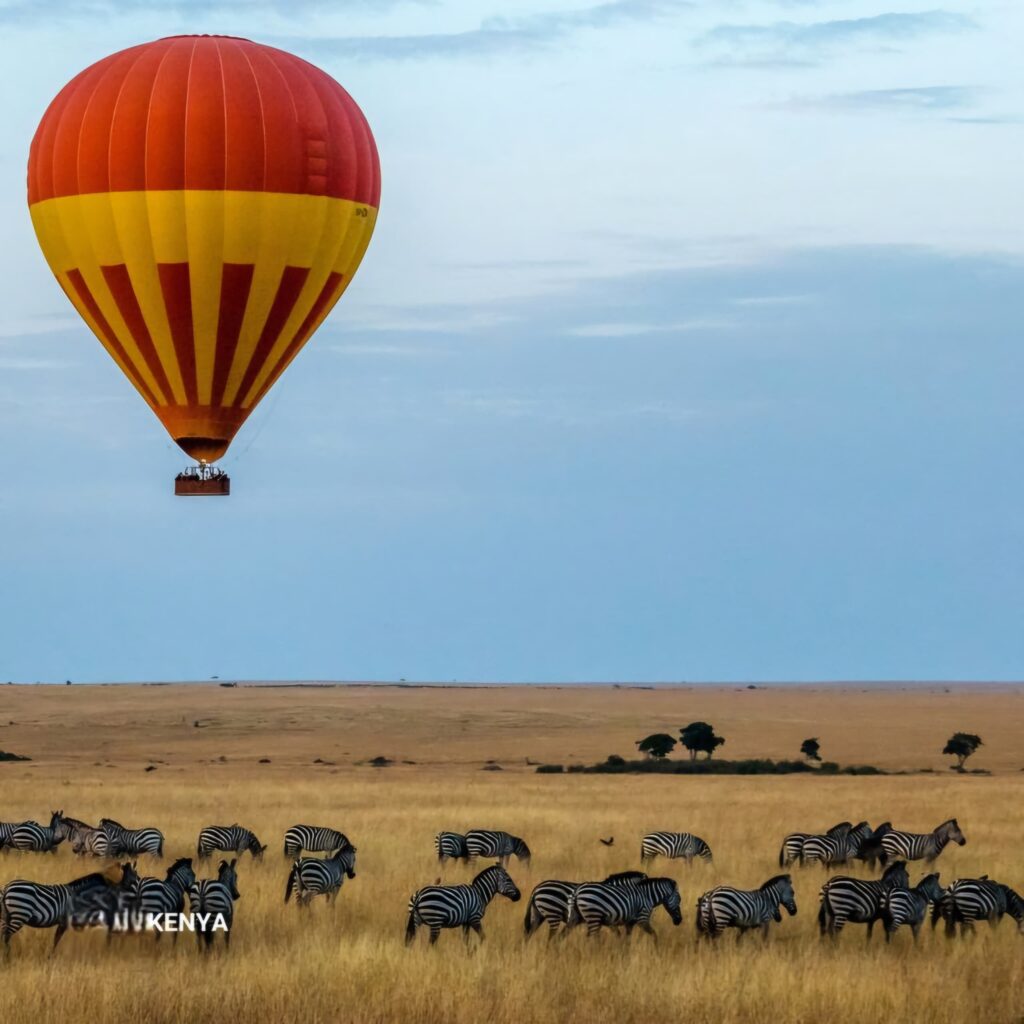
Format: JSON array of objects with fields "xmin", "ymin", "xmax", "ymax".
[{"xmin": 2, "ymin": 811, "xmax": 1021, "ymax": 955}]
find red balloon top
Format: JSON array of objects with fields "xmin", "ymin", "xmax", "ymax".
[{"xmin": 28, "ymin": 35, "xmax": 381, "ymax": 207}]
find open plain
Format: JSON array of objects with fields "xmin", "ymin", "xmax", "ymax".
[{"xmin": 1, "ymin": 683, "xmax": 1022, "ymax": 1024}]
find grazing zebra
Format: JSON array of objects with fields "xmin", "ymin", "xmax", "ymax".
[
  {"xmin": 567, "ymin": 877, "xmax": 682, "ymax": 939},
  {"xmin": 640, "ymin": 831, "xmax": 712, "ymax": 868},
  {"xmin": 932, "ymin": 878, "xmax": 1024, "ymax": 938},
  {"xmin": 197, "ymin": 824, "xmax": 266, "ymax": 860},
  {"xmin": 1, "ymin": 871, "xmax": 112, "ymax": 951},
  {"xmin": 779, "ymin": 822, "xmax": 851, "ymax": 868},
  {"xmin": 465, "ymin": 829, "xmax": 531, "ymax": 867},
  {"xmin": 129, "ymin": 858, "xmax": 196, "ymax": 937},
  {"xmin": 66, "ymin": 862, "xmax": 139, "ymax": 939},
  {"xmin": 435, "ymin": 831, "xmax": 470, "ymax": 864},
  {"xmin": 61, "ymin": 816, "xmax": 110, "ymax": 857},
  {"xmin": 101, "ymin": 818, "xmax": 165, "ymax": 858},
  {"xmin": 284, "ymin": 846, "xmax": 357, "ymax": 907},
  {"xmin": 524, "ymin": 871, "xmax": 647, "ymax": 939},
  {"xmin": 879, "ymin": 872, "xmax": 944, "ymax": 943},
  {"xmin": 189, "ymin": 858, "xmax": 241, "ymax": 949},
  {"xmin": 697, "ymin": 875, "xmax": 797, "ymax": 941},
  {"xmin": 879, "ymin": 819, "xmax": 965, "ymax": 866},
  {"xmin": 406, "ymin": 864, "xmax": 521, "ymax": 945},
  {"xmin": 801, "ymin": 821, "xmax": 872, "ymax": 869},
  {"xmin": 9, "ymin": 811, "xmax": 67, "ymax": 853},
  {"xmin": 283, "ymin": 824, "xmax": 352, "ymax": 858},
  {"xmin": 818, "ymin": 861, "xmax": 909, "ymax": 939}
]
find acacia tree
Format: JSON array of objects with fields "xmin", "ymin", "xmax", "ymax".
[
  {"xmin": 679, "ymin": 722, "xmax": 725, "ymax": 761},
  {"xmin": 943, "ymin": 732, "xmax": 982, "ymax": 770},
  {"xmin": 800, "ymin": 738, "xmax": 822, "ymax": 762},
  {"xmin": 636, "ymin": 733, "xmax": 677, "ymax": 760}
]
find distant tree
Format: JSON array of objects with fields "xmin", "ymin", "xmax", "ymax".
[
  {"xmin": 800, "ymin": 738, "xmax": 821, "ymax": 762},
  {"xmin": 636, "ymin": 733, "xmax": 677, "ymax": 760},
  {"xmin": 679, "ymin": 722, "xmax": 725, "ymax": 761},
  {"xmin": 943, "ymin": 732, "xmax": 982, "ymax": 770}
]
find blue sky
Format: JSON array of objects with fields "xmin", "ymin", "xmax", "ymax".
[{"xmin": 0, "ymin": 0, "xmax": 1021, "ymax": 682}]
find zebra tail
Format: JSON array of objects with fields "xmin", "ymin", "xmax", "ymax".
[
  {"xmin": 566, "ymin": 891, "xmax": 581, "ymax": 929},
  {"xmin": 817, "ymin": 894, "xmax": 828, "ymax": 934},
  {"xmin": 778, "ymin": 844, "xmax": 786, "ymax": 869},
  {"xmin": 405, "ymin": 897, "xmax": 418, "ymax": 944},
  {"xmin": 524, "ymin": 895, "xmax": 536, "ymax": 935},
  {"xmin": 284, "ymin": 863, "xmax": 298, "ymax": 904}
]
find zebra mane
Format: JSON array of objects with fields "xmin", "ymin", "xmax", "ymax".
[
  {"xmin": 513, "ymin": 836, "xmax": 531, "ymax": 857},
  {"xmin": 936, "ymin": 818, "xmax": 958, "ymax": 832},
  {"xmin": 68, "ymin": 872, "xmax": 111, "ymax": 892},
  {"xmin": 166, "ymin": 857, "xmax": 193, "ymax": 877},
  {"xmin": 760, "ymin": 874, "xmax": 792, "ymax": 891},
  {"xmin": 603, "ymin": 871, "xmax": 646, "ymax": 885},
  {"xmin": 472, "ymin": 864, "xmax": 508, "ymax": 886}
]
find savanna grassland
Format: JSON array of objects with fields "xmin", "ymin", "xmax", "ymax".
[{"xmin": 1, "ymin": 683, "xmax": 1022, "ymax": 1024}]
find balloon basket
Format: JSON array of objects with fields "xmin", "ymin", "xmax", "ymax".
[{"xmin": 174, "ymin": 465, "xmax": 230, "ymax": 497}]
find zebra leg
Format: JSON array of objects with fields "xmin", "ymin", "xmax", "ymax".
[
  {"xmin": 638, "ymin": 920, "xmax": 658, "ymax": 943},
  {"xmin": 51, "ymin": 923, "xmax": 68, "ymax": 953},
  {"xmin": 462, "ymin": 925, "xmax": 471, "ymax": 944},
  {"xmin": 865, "ymin": 920, "xmax": 876, "ymax": 942},
  {"xmin": 911, "ymin": 922, "xmax": 921, "ymax": 944},
  {"xmin": 428, "ymin": 927, "xmax": 441, "ymax": 945}
]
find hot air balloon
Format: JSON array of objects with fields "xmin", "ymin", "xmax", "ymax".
[{"xmin": 27, "ymin": 35, "xmax": 381, "ymax": 495}]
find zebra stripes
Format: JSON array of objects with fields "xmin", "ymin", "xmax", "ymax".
[
  {"xmin": 465, "ymin": 830, "xmax": 531, "ymax": 867},
  {"xmin": 129, "ymin": 858, "xmax": 196, "ymax": 920},
  {"xmin": 879, "ymin": 873, "xmax": 944, "ymax": 943},
  {"xmin": 189, "ymin": 859, "xmax": 241, "ymax": 949},
  {"xmin": 523, "ymin": 871, "xmax": 647, "ymax": 939},
  {"xmin": 568, "ymin": 877, "xmax": 682, "ymax": 939},
  {"xmin": 61, "ymin": 816, "xmax": 110, "ymax": 857},
  {"xmin": 1, "ymin": 871, "xmax": 111, "ymax": 951},
  {"xmin": 0, "ymin": 822, "xmax": 19, "ymax": 851},
  {"xmin": 640, "ymin": 831, "xmax": 712, "ymax": 868},
  {"xmin": 818, "ymin": 861, "xmax": 909, "ymax": 938},
  {"xmin": 197, "ymin": 825, "xmax": 266, "ymax": 860},
  {"xmin": 435, "ymin": 832, "xmax": 470, "ymax": 864},
  {"xmin": 284, "ymin": 846, "xmax": 357, "ymax": 907},
  {"xmin": 779, "ymin": 822, "xmax": 852, "ymax": 868},
  {"xmin": 8, "ymin": 811, "xmax": 67, "ymax": 854},
  {"xmin": 801, "ymin": 822, "xmax": 872, "ymax": 869},
  {"xmin": 932, "ymin": 878, "xmax": 1024, "ymax": 937},
  {"xmin": 879, "ymin": 819, "xmax": 966, "ymax": 866},
  {"xmin": 406, "ymin": 865, "xmax": 521, "ymax": 945},
  {"xmin": 283, "ymin": 825, "xmax": 352, "ymax": 859},
  {"xmin": 697, "ymin": 875, "xmax": 797, "ymax": 940},
  {"xmin": 101, "ymin": 818, "xmax": 165, "ymax": 858}
]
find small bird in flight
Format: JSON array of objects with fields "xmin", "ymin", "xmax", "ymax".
[{"xmin": 599, "ymin": 837, "xmax": 615, "ymax": 847}]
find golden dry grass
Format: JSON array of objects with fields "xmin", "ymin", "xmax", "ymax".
[{"xmin": 1, "ymin": 684, "xmax": 1022, "ymax": 1024}]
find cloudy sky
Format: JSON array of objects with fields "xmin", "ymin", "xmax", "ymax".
[{"xmin": 0, "ymin": 0, "xmax": 1021, "ymax": 683}]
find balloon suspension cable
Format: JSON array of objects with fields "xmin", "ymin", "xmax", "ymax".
[{"xmin": 174, "ymin": 460, "xmax": 231, "ymax": 497}]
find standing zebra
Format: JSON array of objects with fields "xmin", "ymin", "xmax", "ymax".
[
  {"xmin": 879, "ymin": 872, "xmax": 944, "ymax": 943},
  {"xmin": 66, "ymin": 862, "xmax": 139, "ymax": 940},
  {"xmin": 189, "ymin": 858, "xmax": 241, "ymax": 949},
  {"xmin": 932, "ymin": 878, "xmax": 1024, "ymax": 938},
  {"xmin": 284, "ymin": 846, "xmax": 357, "ymax": 908},
  {"xmin": 524, "ymin": 871, "xmax": 647, "ymax": 940},
  {"xmin": 406, "ymin": 864, "xmax": 521, "ymax": 945},
  {"xmin": 879, "ymin": 819, "xmax": 965, "ymax": 866},
  {"xmin": 801, "ymin": 822, "xmax": 872, "ymax": 869},
  {"xmin": 283, "ymin": 824, "xmax": 351, "ymax": 858},
  {"xmin": 101, "ymin": 818, "xmax": 165, "ymax": 858},
  {"xmin": 434, "ymin": 832, "xmax": 470, "ymax": 864},
  {"xmin": 0, "ymin": 821, "xmax": 21, "ymax": 851},
  {"xmin": 465, "ymin": 829, "xmax": 531, "ymax": 867},
  {"xmin": 697, "ymin": 875, "xmax": 797, "ymax": 941},
  {"xmin": 1, "ymin": 871, "xmax": 112, "ymax": 952},
  {"xmin": 567, "ymin": 877, "xmax": 682, "ymax": 939},
  {"xmin": 197, "ymin": 824, "xmax": 266, "ymax": 860},
  {"xmin": 640, "ymin": 831, "xmax": 712, "ymax": 868},
  {"xmin": 818, "ymin": 861, "xmax": 909, "ymax": 939},
  {"xmin": 128, "ymin": 858, "xmax": 196, "ymax": 938},
  {"xmin": 62, "ymin": 816, "xmax": 110, "ymax": 857},
  {"xmin": 779, "ymin": 822, "xmax": 851, "ymax": 869},
  {"xmin": 9, "ymin": 811, "xmax": 67, "ymax": 853}
]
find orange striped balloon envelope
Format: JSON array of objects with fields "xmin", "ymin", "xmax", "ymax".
[{"xmin": 27, "ymin": 35, "xmax": 380, "ymax": 464}]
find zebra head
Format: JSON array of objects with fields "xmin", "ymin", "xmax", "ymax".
[
  {"xmin": 916, "ymin": 872, "xmax": 944, "ymax": 904},
  {"xmin": 473, "ymin": 865, "xmax": 521, "ymax": 903},
  {"xmin": 119, "ymin": 861, "xmax": 140, "ymax": 890},
  {"xmin": 218, "ymin": 859, "xmax": 242, "ymax": 900},
  {"xmin": 641, "ymin": 878, "xmax": 682, "ymax": 925},
  {"xmin": 247, "ymin": 835, "xmax": 267, "ymax": 859},
  {"xmin": 1001, "ymin": 886, "xmax": 1024, "ymax": 932},
  {"xmin": 882, "ymin": 861, "xmax": 910, "ymax": 888},
  {"xmin": 332, "ymin": 845, "xmax": 357, "ymax": 879},
  {"xmin": 764, "ymin": 874, "xmax": 797, "ymax": 916},
  {"xmin": 49, "ymin": 809, "xmax": 66, "ymax": 834},
  {"xmin": 941, "ymin": 818, "xmax": 966, "ymax": 846},
  {"xmin": 512, "ymin": 837, "xmax": 532, "ymax": 866},
  {"xmin": 166, "ymin": 857, "xmax": 196, "ymax": 889}
]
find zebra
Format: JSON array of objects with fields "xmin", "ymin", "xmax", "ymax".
[
  {"xmin": 406, "ymin": 864, "xmax": 521, "ymax": 945},
  {"xmin": 523, "ymin": 871, "xmax": 647, "ymax": 940},
  {"xmin": 9, "ymin": 811, "xmax": 67, "ymax": 853},
  {"xmin": 931, "ymin": 878, "xmax": 1024, "ymax": 938},
  {"xmin": 61, "ymin": 815, "xmax": 111, "ymax": 857},
  {"xmin": 128, "ymin": 857, "xmax": 196, "ymax": 939},
  {"xmin": 818, "ymin": 861, "xmax": 909, "ymax": 939},
  {"xmin": 879, "ymin": 818, "xmax": 966, "ymax": 866},
  {"xmin": 697, "ymin": 875, "xmax": 797, "ymax": 941},
  {"xmin": 0, "ymin": 821, "xmax": 22, "ymax": 851},
  {"xmin": 197, "ymin": 824, "xmax": 266, "ymax": 860},
  {"xmin": 283, "ymin": 824, "xmax": 352, "ymax": 858},
  {"xmin": 879, "ymin": 872, "xmax": 944, "ymax": 943},
  {"xmin": 465, "ymin": 829, "xmax": 531, "ymax": 867},
  {"xmin": 101, "ymin": 818, "xmax": 165, "ymax": 858},
  {"xmin": 801, "ymin": 821, "xmax": 872, "ymax": 869},
  {"xmin": 567, "ymin": 876, "xmax": 682, "ymax": 939},
  {"xmin": 854, "ymin": 822, "xmax": 893, "ymax": 869},
  {"xmin": 284, "ymin": 846, "xmax": 357, "ymax": 907},
  {"xmin": 640, "ymin": 831, "xmax": 712, "ymax": 868},
  {"xmin": 779, "ymin": 822, "xmax": 851, "ymax": 868},
  {"xmin": 65, "ymin": 862, "xmax": 140, "ymax": 941},
  {"xmin": 1, "ymin": 871, "xmax": 112, "ymax": 952},
  {"xmin": 435, "ymin": 831, "xmax": 470, "ymax": 864},
  {"xmin": 189, "ymin": 858, "xmax": 241, "ymax": 949}
]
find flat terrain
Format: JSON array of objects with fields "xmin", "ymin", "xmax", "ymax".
[{"xmin": 1, "ymin": 684, "xmax": 1022, "ymax": 1024}]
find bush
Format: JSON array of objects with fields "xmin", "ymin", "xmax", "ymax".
[{"xmin": 535, "ymin": 764, "xmax": 564, "ymax": 773}]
